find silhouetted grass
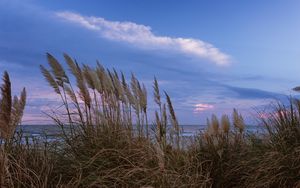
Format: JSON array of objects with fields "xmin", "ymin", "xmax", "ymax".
[{"xmin": 1, "ymin": 54, "xmax": 300, "ymax": 187}]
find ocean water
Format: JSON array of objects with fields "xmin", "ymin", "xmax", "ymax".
[{"xmin": 18, "ymin": 124, "xmax": 266, "ymax": 138}]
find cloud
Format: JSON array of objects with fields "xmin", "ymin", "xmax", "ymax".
[
  {"xmin": 224, "ymin": 85, "xmax": 284, "ymax": 99},
  {"xmin": 0, "ymin": 59, "xmax": 26, "ymax": 70},
  {"xmin": 193, "ymin": 103, "xmax": 214, "ymax": 113},
  {"xmin": 55, "ymin": 11, "xmax": 231, "ymax": 66}
]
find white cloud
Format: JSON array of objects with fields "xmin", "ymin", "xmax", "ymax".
[{"xmin": 55, "ymin": 11, "xmax": 231, "ymax": 66}]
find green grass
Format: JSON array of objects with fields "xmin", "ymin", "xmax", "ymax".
[{"xmin": 1, "ymin": 53, "xmax": 300, "ymax": 187}]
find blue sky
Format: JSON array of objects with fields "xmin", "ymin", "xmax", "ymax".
[{"xmin": 1, "ymin": 0, "xmax": 300, "ymax": 124}]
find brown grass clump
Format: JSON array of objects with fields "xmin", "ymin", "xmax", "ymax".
[
  {"xmin": 3, "ymin": 53, "xmax": 300, "ymax": 187},
  {"xmin": 37, "ymin": 54, "xmax": 300, "ymax": 187},
  {"xmin": 0, "ymin": 139, "xmax": 56, "ymax": 188},
  {"xmin": 241, "ymin": 99, "xmax": 300, "ymax": 187},
  {"xmin": 0, "ymin": 71, "xmax": 59, "ymax": 188},
  {"xmin": 40, "ymin": 53, "xmax": 200, "ymax": 187},
  {"xmin": 0, "ymin": 72, "xmax": 53, "ymax": 188}
]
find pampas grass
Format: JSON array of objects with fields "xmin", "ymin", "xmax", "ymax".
[
  {"xmin": 0, "ymin": 71, "xmax": 26, "ymax": 140},
  {"xmin": 3, "ymin": 53, "xmax": 300, "ymax": 187}
]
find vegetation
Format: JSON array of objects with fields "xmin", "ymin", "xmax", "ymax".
[
  {"xmin": 1, "ymin": 53, "xmax": 300, "ymax": 187},
  {"xmin": 0, "ymin": 71, "xmax": 26, "ymax": 140}
]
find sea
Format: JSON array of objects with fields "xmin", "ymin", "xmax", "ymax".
[{"xmin": 18, "ymin": 124, "xmax": 266, "ymax": 139}]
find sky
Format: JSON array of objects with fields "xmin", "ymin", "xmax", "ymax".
[{"xmin": 1, "ymin": 0, "xmax": 300, "ymax": 124}]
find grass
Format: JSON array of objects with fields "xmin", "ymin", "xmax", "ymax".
[{"xmin": 1, "ymin": 53, "xmax": 300, "ymax": 187}]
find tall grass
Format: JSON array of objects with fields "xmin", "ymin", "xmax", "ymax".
[
  {"xmin": 0, "ymin": 71, "xmax": 26, "ymax": 140},
  {"xmin": 0, "ymin": 71, "xmax": 50, "ymax": 187},
  {"xmin": 2, "ymin": 53, "xmax": 300, "ymax": 187},
  {"xmin": 39, "ymin": 53, "xmax": 197, "ymax": 187}
]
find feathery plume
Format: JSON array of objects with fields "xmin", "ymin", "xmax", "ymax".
[
  {"xmin": 0, "ymin": 72, "xmax": 26, "ymax": 139},
  {"xmin": 67, "ymin": 59, "xmax": 91, "ymax": 109},
  {"xmin": 11, "ymin": 88, "xmax": 26, "ymax": 128},
  {"xmin": 46, "ymin": 53, "xmax": 69, "ymax": 84},
  {"xmin": 0, "ymin": 71, "xmax": 12, "ymax": 138},
  {"xmin": 221, "ymin": 114, "xmax": 230, "ymax": 134},
  {"xmin": 211, "ymin": 114, "xmax": 219, "ymax": 135},
  {"xmin": 64, "ymin": 85, "xmax": 77, "ymax": 103},
  {"xmin": 40, "ymin": 65, "xmax": 60, "ymax": 94},
  {"xmin": 83, "ymin": 65, "xmax": 96, "ymax": 90},
  {"xmin": 165, "ymin": 92, "xmax": 180, "ymax": 148},
  {"xmin": 233, "ymin": 108, "xmax": 245, "ymax": 133},
  {"xmin": 153, "ymin": 77, "xmax": 161, "ymax": 108}
]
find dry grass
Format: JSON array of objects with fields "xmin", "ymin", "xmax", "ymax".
[
  {"xmin": 2, "ymin": 53, "xmax": 300, "ymax": 187},
  {"xmin": 0, "ymin": 71, "xmax": 26, "ymax": 140}
]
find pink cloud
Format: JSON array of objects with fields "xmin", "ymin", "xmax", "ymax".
[
  {"xmin": 257, "ymin": 109, "xmax": 289, "ymax": 120},
  {"xmin": 193, "ymin": 103, "xmax": 214, "ymax": 113}
]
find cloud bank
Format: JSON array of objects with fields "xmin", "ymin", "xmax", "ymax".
[{"xmin": 55, "ymin": 11, "xmax": 231, "ymax": 66}]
